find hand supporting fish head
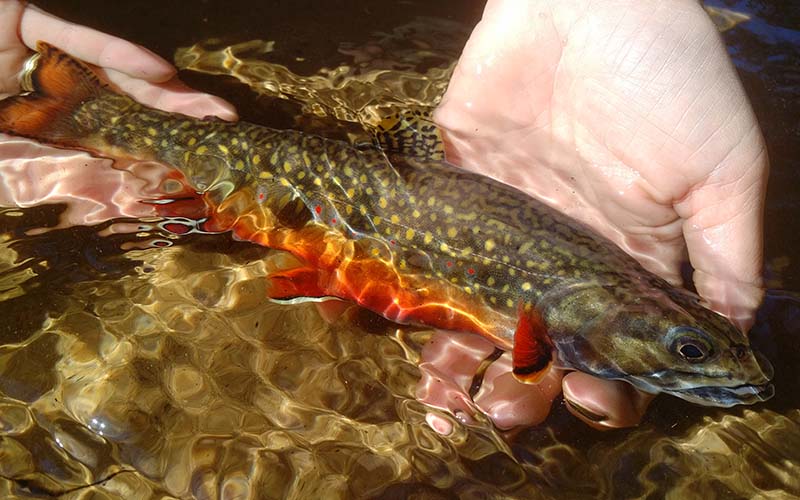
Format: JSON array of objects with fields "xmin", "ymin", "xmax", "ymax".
[{"xmin": 548, "ymin": 284, "xmax": 774, "ymax": 407}]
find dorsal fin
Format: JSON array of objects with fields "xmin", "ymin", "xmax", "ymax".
[{"xmin": 359, "ymin": 105, "xmax": 445, "ymax": 161}]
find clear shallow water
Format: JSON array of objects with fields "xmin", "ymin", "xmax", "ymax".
[{"xmin": 0, "ymin": 1, "xmax": 798, "ymax": 498}]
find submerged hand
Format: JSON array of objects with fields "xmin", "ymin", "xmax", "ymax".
[
  {"xmin": 0, "ymin": 0, "xmax": 235, "ymax": 119},
  {"xmin": 427, "ymin": 0, "xmax": 768, "ymax": 430}
]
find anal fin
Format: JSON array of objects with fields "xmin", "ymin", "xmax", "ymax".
[
  {"xmin": 266, "ymin": 265, "xmax": 337, "ymax": 303},
  {"xmin": 512, "ymin": 304, "xmax": 554, "ymax": 383}
]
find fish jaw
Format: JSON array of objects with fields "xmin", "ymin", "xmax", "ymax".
[
  {"xmin": 667, "ymin": 382, "xmax": 775, "ymax": 407},
  {"xmin": 621, "ymin": 347, "xmax": 775, "ymax": 407}
]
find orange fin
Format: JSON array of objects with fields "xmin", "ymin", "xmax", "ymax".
[
  {"xmin": 0, "ymin": 41, "xmax": 105, "ymax": 144},
  {"xmin": 266, "ymin": 266, "xmax": 334, "ymax": 302},
  {"xmin": 512, "ymin": 304, "xmax": 554, "ymax": 383}
]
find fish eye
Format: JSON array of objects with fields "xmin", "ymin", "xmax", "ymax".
[
  {"xmin": 667, "ymin": 327, "xmax": 714, "ymax": 363},
  {"xmin": 678, "ymin": 341, "xmax": 705, "ymax": 360}
]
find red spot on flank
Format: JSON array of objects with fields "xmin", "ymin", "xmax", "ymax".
[
  {"xmin": 258, "ymin": 193, "xmax": 266, "ymax": 201},
  {"xmin": 446, "ymin": 261, "xmax": 453, "ymax": 268},
  {"xmin": 331, "ymin": 218, "xmax": 337, "ymax": 224},
  {"xmin": 315, "ymin": 205, "xmax": 322, "ymax": 214},
  {"xmin": 467, "ymin": 268, "xmax": 475, "ymax": 275},
  {"xmin": 390, "ymin": 240, "xmax": 396, "ymax": 245}
]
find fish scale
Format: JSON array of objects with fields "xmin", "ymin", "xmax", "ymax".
[{"xmin": 0, "ymin": 43, "xmax": 774, "ymax": 409}]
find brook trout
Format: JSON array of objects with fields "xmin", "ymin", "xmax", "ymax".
[{"xmin": 0, "ymin": 43, "xmax": 774, "ymax": 407}]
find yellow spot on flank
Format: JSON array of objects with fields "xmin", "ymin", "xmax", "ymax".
[
  {"xmin": 302, "ymin": 151, "xmax": 311, "ymax": 167},
  {"xmin": 297, "ymin": 171, "xmax": 306, "ymax": 180},
  {"xmin": 373, "ymin": 216, "xmax": 382, "ymax": 226},
  {"xmin": 487, "ymin": 276, "xmax": 496, "ymax": 286},
  {"xmin": 147, "ymin": 127, "xmax": 157, "ymax": 136},
  {"xmin": 218, "ymin": 144, "xmax": 230, "ymax": 154},
  {"xmin": 279, "ymin": 178, "xmax": 290, "ymax": 187},
  {"xmin": 252, "ymin": 154, "xmax": 261, "ymax": 165},
  {"xmin": 405, "ymin": 228, "xmax": 415, "ymax": 240},
  {"xmin": 196, "ymin": 145, "xmax": 208, "ymax": 155},
  {"xmin": 522, "ymin": 282, "xmax": 532, "ymax": 291},
  {"xmin": 427, "ymin": 196, "xmax": 436, "ymax": 207},
  {"xmin": 464, "ymin": 286, "xmax": 473, "ymax": 294},
  {"xmin": 241, "ymin": 142, "xmax": 249, "ymax": 150},
  {"xmin": 258, "ymin": 171, "xmax": 273, "ymax": 179},
  {"xmin": 231, "ymin": 138, "xmax": 239, "ymax": 145},
  {"xmin": 360, "ymin": 205, "xmax": 368, "ymax": 216},
  {"xmin": 346, "ymin": 188, "xmax": 355, "ymax": 198},
  {"xmin": 360, "ymin": 174, "xmax": 368, "ymax": 183},
  {"xmin": 161, "ymin": 139, "xmax": 168, "ymax": 148},
  {"xmin": 490, "ymin": 296, "xmax": 497, "ymax": 304},
  {"xmin": 143, "ymin": 137, "xmax": 153, "ymax": 146},
  {"xmin": 235, "ymin": 160, "xmax": 245, "ymax": 170},
  {"xmin": 169, "ymin": 128, "xmax": 178, "ymax": 136},
  {"xmin": 365, "ymin": 187, "xmax": 374, "ymax": 195},
  {"xmin": 424, "ymin": 232, "xmax": 434, "ymax": 244},
  {"xmin": 283, "ymin": 162, "xmax": 292, "ymax": 173},
  {"xmin": 412, "ymin": 209, "xmax": 421, "ymax": 218},
  {"xmin": 390, "ymin": 215, "xmax": 400, "ymax": 224},
  {"xmin": 485, "ymin": 239, "xmax": 496, "ymax": 252},
  {"xmin": 379, "ymin": 198, "xmax": 388, "ymax": 209},
  {"xmin": 372, "ymin": 248, "xmax": 381, "ymax": 257},
  {"xmin": 439, "ymin": 242, "xmax": 449, "ymax": 253},
  {"xmin": 447, "ymin": 227, "xmax": 457, "ymax": 238},
  {"xmin": 506, "ymin": 298, "xmax": 515, "ymax": 308},
  {"xmin": 313, "ymin": 178, "xmax": 322, "ymax": 186},
  {"xmin": 443, "ymin": 205, "xmax": 454, "ymax": 215}
]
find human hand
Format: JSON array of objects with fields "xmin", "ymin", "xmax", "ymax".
[
  {"xmin": 0, "ymin": 1, "xmax": 235, "ymax": 225},
  {"xmin": 0, "ymin": 0, "xmax": 236, "ymax": 118},
  {"xmin": 426, "ymin": 0, "xmax": 768, "ymax": 430}
]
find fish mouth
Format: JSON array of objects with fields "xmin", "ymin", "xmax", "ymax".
[{"xmin": 669, "ymin": 382, "xmax": 775, "ymax": 407}]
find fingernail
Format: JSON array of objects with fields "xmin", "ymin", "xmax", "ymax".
[{"xmin": 564, "ymin": 397, "xmax": 607, "ymax": 423}]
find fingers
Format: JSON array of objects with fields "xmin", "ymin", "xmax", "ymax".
[
  {"xmin": 416, "ymin": 331, "xmax": 560, "ymax": 433},
  {"xmin": 677, "ymin": 142, "xmax": 768, "ymax": 330},
  {"xmin": 18, "ymin": 3, "xmax": 175, "ymax": 82},
  {"xmin": 472, "ymin": 353, "xmax": 562, "ymax": 430},
  {"xmin": 9, "ymin": 2, "xmax": 239, "ymax": 121},
  {"xmin": 100, "ymin": 68, "xmax": 239, "ymax": 121},
  {"xmin": 561, "ymin": 372, "xmax": 653, "ymax": 430},
  {"xmin": 0, "ymin": 1, "xmax": 28, "ymax": 94}
]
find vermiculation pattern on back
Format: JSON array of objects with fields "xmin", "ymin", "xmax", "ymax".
[{"xmin": 79, "ymin": 91, "xmax": 652, "ymax": 316}]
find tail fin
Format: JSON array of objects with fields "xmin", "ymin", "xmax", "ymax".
[{"xmin": 0, "ymin": 41, "xmax": 105, "ymax": 145}]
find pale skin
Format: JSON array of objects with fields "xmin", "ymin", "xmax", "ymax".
[{"xmin": 0, "ymin": 0, "xmax": 767, "ymax": 431}]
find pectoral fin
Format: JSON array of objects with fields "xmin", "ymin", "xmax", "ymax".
[{"xmin": 512, "ymin": 305, "xmax": 554, "ymax": 383}]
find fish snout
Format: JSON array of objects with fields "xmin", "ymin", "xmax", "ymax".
[{"xmin": 734, "ymin": 345, "xmax": 774, "ymax": 385}]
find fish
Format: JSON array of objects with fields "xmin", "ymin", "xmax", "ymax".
[{"xmin": 0, "ymin": 42, "xmax": 774, "ymax": 408}]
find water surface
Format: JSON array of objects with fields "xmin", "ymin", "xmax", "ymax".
[{"xmin": 1, "ymin": 1, "xmax": 798, "ymax": 498}]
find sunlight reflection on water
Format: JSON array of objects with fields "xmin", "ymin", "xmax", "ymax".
[{"xmin": 0, "ymin": 2, "xmax": 798, "ymax": 498}]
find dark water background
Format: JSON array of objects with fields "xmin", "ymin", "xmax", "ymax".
[{"xmin": 0, "ymin": 0, "xmax": 797, "ymax": 498}]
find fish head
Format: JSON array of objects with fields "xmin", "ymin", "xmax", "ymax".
[{"xmin": 555, "ymin": 285, "xmax": 774, "ymax": 407}]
